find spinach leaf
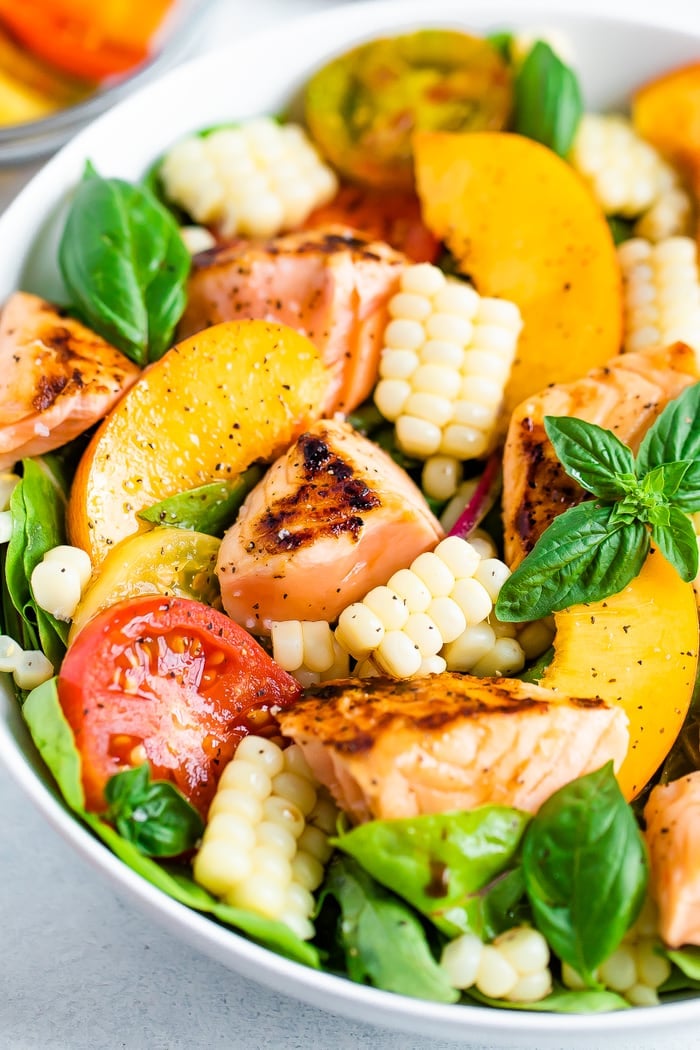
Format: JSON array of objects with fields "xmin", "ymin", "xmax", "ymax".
[
  {"xmin": 59, "ymin": 162, "xmax": 190, "ymax": 365},
  {"xmin": 518, "ymin": 645, "xmax": 554, "ymax": 684},
  {"xmin": 319, "ymin": 855, "xmax": 458, "ymax": 1002},
  {"xmin": 522, "ymin": 764, "xmax": 648, "ymax": 984},
  {"xmin": 22, "ymin": 678, "xmax": 318, "ymax": 967},
  {"xmin": 467, "ymin": 985, "xmax": 629, "ymax": 1012},
  {"xmin": 333, "ymin": 807, "xmax": 530, "ymax": 937},
  {"xmin": 636, "ymin": 382, "xmax": 700, "ymax": 512},
  {"xmin": 513, "ymin": 41, "xmax": 583, "ymax": 157},
  {"xmin": 496, "ymin": 503, "xmax": 649, "ymax": 622},
  {"xmin": 137, "ymin": 466, "xmax": 262, "ymax": 536},
  {"xmin": 5, "ymin": 456, "xmax": 70, "ymax": 670},
  {"xmin": 662, "ymin": 947, "xmax": 700, "ymax": 991},
  {"xmin": 607, "ymin": 216, "xmax": 635, "ymax": 245},
  {"xmin": 544, "ymin": 416, "xmax": 635, "ymax": 500},
  {"xmin": 105, "ymin": 764, "xmax": 204, "ymax": 857}
]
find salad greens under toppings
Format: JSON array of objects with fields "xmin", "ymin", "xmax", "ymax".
[
  {"xmin": 58, "ymin": 162, "xmax": 190, "ymax": 366},
  {"xmin": 496, "ymin": 382, "xmax": 700, "ymax": 621}
]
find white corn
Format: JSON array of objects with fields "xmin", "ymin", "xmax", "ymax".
[
  {"xmin": 179, "ymin": 225, "xmax": 217, "ymax": 254},
  {"xmin": 12, "ymin": 649, "xmax": 54, "ymax": 690},
  {"xmin": 30, "ymin": 544, "xmax": 92, "ymax": 623},
  {"xmin": 440, "ymin": 925, "xmax": 552, "ymax": 1003},
  {"xmin": 271, "ymin": 619, "xmax": 349, "ymax": 684},
  {"xmin": 160, "ymin": 117, "xmax": 338, "ymax": 239},
  {"xmin": 334, "ymin": 536, "xmax": 522, "ymax": 679},
  {"xmin": 374, "ymin": 263, "xmax": 522, "ymax": 461},
  {"xmin": 618, "ymin": 236, "xmax": 700, "ymax": 357},
  {"xmin": 194, "ymin": 736, "xmax": 337, "ymax": 938},
  {"xmin": 569, "ymin": 114, "xmax": 692, "ymax": 237}
]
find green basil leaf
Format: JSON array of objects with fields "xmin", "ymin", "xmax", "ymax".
[
  {"xmin": 496, "ymin": 503, "xmax": 649, "ymax": 621},
  {"xmin": 105, "ymin": 764, "xmax": 204, "ymax": 857},
  {"xmin": 665, "ymin": 946, "xmax": 700, "ymax": 983},
  {"xmin": 332, "ymin": 807, "xmax": 530, "ymax": 937},
  {"xmin": 486, "ymin": 30, "xmax": 513, "ymax": 62},
  {"xmin": 523, "ymin": 764, "xmax": 648, "ymax": 983},
  {"xmin": 23, "ymin": 677, "xmax": 85, "ymax": 811},
  {"xmin": 544, "ymin": 416, "xmax": 635, "ymax": 499},
  {"xmin": 320, "ymin": 855, "xmax": 459, "ymax": 1002},
  {"xmin": 59, "ymin": 163, "xmax": 190, "ymax": 365},
  {"xmin": 513, "ymin": 41, "xmax": 583, "ymax": 156},
  {"xmin": 467, "ymin": 985, "xmax": 630, "ymax": 1013},
  {"xmin": 652, "ymin": 507, "xmax": 699, "ymax": 582},
  {"xmin": 636, "ymin": 383, "xmax": 700, "ymax": 512},
  {"xmin": 642, "ymin": 461, "xmax": 691, "ymax": 498},
  {"xmin": 137, "ymin": 466, "xmax": 262, "ymax": 536},
  {"xmin": 607, "ymin": 216, "xmax": 635, "ymax": 246}
]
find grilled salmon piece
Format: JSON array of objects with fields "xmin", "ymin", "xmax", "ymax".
[
  {"xmin": 278, "ymin": 672, "xmax": 629, "ymax": 823},
  {"xmin": 216, "ymin": 417, "xmax": 443, "ymax": 632},
  {"xmin": 503, "ymin": 343, "xmax": 699, "ymax": 569},
  {"xmin": 644, "ymin": 772, "xmax": 700, "ymax": 948},
  {"xmin": 178, "ymin": 227, "xmax": 405, "ymax": 416},
  {"xmin": 0, "ymin": 291, "xmax": 140, "ymax": 470}
]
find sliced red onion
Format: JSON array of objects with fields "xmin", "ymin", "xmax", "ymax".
[{"xmin": 447, "ymin": 451, "xmax": 502, "ymax": 540}]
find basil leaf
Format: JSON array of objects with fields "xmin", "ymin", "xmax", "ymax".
[
  {"xmin": 486, "ymin": 30, "xmax": 513, "ymax": 62},
  {"xmin": 467, "ymin": 985, "xmax": 629, "ymax": 1013},
  {"xmin": 607, "ymin": 216, "xmax": 635, "ymax": 245},
  {"xmin": 636, "ymin": 383, "xmax": 700, "ymax": 512},
  {"xmin": 59, "ymin": 163, "xmax": 190, "ymax": 365},
  {"xmin": 319, "ymin": 855, "xmax": 459, "ymax": 1003},
  {"xmin": 105, "ymin": 764, "xmax": 204, "ymax": 857},
  {"xmin": 332, "ymin": 807, "xmax": 530, "ymax": 937},
  {"xmin": 513, "ymin": 41, "xmax": 583, "ymax": 156},
  {"xmin": 137, "ymin": 466, "xmax": 262, "ymax": 536},
  {"xmin": 651, "ymin": 506, "xmax": 699, "ymax": 582},
  {"xmin": 544, "ymin": 416, "xmax": 635, "ymax": 499},
  {"xmin": 641, "ymin": 461, "xmax": 691, "ymax": 498},
  {"xmin": 496, "ymin": 503, "xmax": 649, "ymax": 621},
  {"xmin": 665, "ymin": 946, "xmax": 700, "ymax": 983},
  {"xmin": 523, "ymin": 764, "xmax": 648, "ymax": 983}
]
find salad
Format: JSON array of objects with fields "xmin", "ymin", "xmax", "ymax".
[{"xmin": 1, "ymin": 18, "xmax": 700, "ymax": 1016}]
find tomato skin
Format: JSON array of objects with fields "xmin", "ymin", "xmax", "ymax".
[
  {"xmin": 302, "ymin": 183, "xmax": 441, "ymax": 263},
  {"xmin": 58, "ymin": 595, "xmax": 301, "ymax": 816}
]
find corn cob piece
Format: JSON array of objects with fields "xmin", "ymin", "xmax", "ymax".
[
  {"xmin": 160, "ymin": 116, "xmax": 338, "ymax": 239},
  {"xmin": 441, "ymin": 925, "xmax": 552, "ymax": 1002},
  {"xmin": 334, "ymin": 536, "xmax": 526, "ymax": 679},
  {"xmin": 569, "ymin": 114, "xmax": 693, "ymax": 239},
  {"xmin": 270, "ymin": 619, "xmax": 350, "ymax": 686},
  {"xmin": 617, "ymin": 236, "xmax": 700, "ymax": 356},
  {"xmin": 373, "ymin": 264, "xmax": 522, "ymax": 462},
  {"xmin": 562, "ymin": 896, "xmax": 671, "ymax": 1006},
  {"xmin": 193, "ymin": 735, "xmax": 337, "ymax": 940}
]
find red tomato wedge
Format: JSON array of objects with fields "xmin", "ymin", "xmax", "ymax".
[
  {"xmin": 58, "ymin": 595, "xmax": 301, "ymax": 816},
  {"xmin": 302, "ymin": 183, "xmax": 441, "ymax": 263}
]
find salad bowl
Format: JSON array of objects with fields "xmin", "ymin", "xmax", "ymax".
[{"xmin": 0, "ymin": 2, "xmax": 699, "ymax": 1046}]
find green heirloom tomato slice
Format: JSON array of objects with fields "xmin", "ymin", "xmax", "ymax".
[
  {"xmin": 304, "ymin": 29, "xmax": 512, "ymax": 190},
  {"xmin": 70, "ymin": 526, "xmax": 222, "ymax": 639},
  {"xmin": 58, "ymin": 595, "xmax": 301, "ymax": 816}
]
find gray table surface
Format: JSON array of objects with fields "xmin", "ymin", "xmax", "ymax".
[{"xmin": 3, "ymin": 2, "xmax": 700, "ymax": 1048}]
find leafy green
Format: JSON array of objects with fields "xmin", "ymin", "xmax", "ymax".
[
  {"xmin": 105, "ymin": 764, "xmax": 204, "ymax": 857},
  {"xmin": 21, "ymin": 678, "xmax": 318, "ymax": 967},
  {"xmin": 518, "ymin": 645, "xmax": 554, "ymax": 684},
  {"xmin": 513, "ymin": 41, "xmax": 583, "ymax": 156},
  {"xmin": 58, "ymin": 162, "xmax": 190, "ymax": 365},
  {"xmin": 319, "ymin": 855, "xmax": 458, "ymax": 1002},
  {"xmin": 485, "ymin": 30, "xmax": 513, "ymax": 63},
  {"xmin": 522, "ymin": 764, "xmax": 648, "ymax": 984},
  {"xmin": 666, "ymin": 946, "xmax": 700, "ymax": 982},
  {"xmin": 496, "ymin": 502, "xmax": 649, "ymax": 622},
  {"xmin": 137, "ymin": 467, "xmax": 262, "ymax": 536},
  {"xmin": 332, "ymin": 807, "xmax": 530, "ymax": 937},
  {"xmin": 496, "ymin": 386, "xmax": 700, "ymax": 620},
  {"xmin": 4, "ymin": 456, "xmax": 70, "ymax": 671},
  {"xmin": 607, "ymin": 216, "xmax": 635, "ymax": 245},
  {"xmin": 467, "ymin": 986, "xmax": 629, "ymax": 1012}
]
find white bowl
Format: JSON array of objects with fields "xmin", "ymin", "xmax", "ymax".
[{"xmin": 0, "ymin": 2, "xmax": 698, "ymax": 1046}]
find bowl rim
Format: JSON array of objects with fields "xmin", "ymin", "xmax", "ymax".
[{"xmin": 1, "ymin": 0, "xmax": 699, "ymax": 1039}]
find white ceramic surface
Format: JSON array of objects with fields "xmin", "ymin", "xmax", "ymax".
[{"xmin": 1, "ymin": 2, "xmax": 699, "ymax": 1046}]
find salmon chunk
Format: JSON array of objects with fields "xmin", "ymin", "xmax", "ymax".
[
  {"xmin": 0, "ymin": 291, "xmax": 140, "ymax": 470},
  {"xmin": 178, "ymin": 227, "xmax": 405, "ymax": 415},
  {"xmin": 216, "ymin": 418, "xmax": 443, "ymax": 632},
  {"xmin": 278, "ymin": 672, "xmax": 629, "ymax": 823},
  {"xmin": 502, "ymin": 343, "xmax": 699, "ymax": 569},
  {"xmin": 644, "ymin": 772, "xmax": 700, "ymax": 948}
]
